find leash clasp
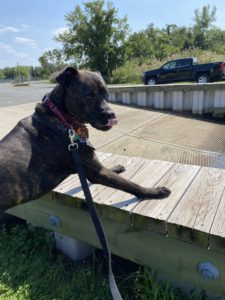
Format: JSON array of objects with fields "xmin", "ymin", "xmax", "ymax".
[
  {"xmin": 68, "ymin": 128, "xmax": 78, "ymax": 151},
  {"xmin": 68, "ymin": 143, "xmax": 78, "ymax": 151},
  {"xmin": 42, "ymin": 95, "xmax": 49, "ymax": 105}
]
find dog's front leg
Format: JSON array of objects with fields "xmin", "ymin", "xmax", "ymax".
[{"xmin": 83, "ymin": 154, "xmax": 170, "ymax": 199}]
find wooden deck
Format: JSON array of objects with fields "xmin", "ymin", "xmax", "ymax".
[
  {"xmin": 8, "ymin": 152, "xmax": 225, "ymax": 298},
  {"xmin": 53, "ymin": 152, "xmax": 225, "ymax": 250}
]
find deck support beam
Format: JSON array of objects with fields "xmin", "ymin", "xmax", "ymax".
[{"xmin": 7, "ymin": 193, "xmax": 225, "ymax": 299}]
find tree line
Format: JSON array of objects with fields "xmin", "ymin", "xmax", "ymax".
[
  {"xmin": 1, "ymin": 1, "xmax": 225, "ymax": 83},
  {"xmin": 0, "ymin": 65, "xmax": 46, "ymax": 81}
]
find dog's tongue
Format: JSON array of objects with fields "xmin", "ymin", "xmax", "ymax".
[{"xmin": 107, "ymin": 118, "xmax": 118, "ymax": 127}]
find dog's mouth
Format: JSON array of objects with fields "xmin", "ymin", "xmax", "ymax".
[
  {"xmin": 106, "ymin": 117, "xmax": 118, "ymax": 128},
  {"xmin": 90, "ymin": 116, "xmax": 118, "ymax": 131}
]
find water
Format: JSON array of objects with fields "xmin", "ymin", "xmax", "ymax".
[{"xmin": 0, "ymin": 81, "xmax": 54, "ymax": 107}]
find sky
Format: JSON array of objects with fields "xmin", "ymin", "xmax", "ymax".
[{"xmin": 1, "ymin": 0, "xmax": 225, "ymax": 68}]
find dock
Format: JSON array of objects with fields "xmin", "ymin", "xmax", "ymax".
[
  {"xmin": 1, "ymin": 82, "xmax": 225, "ymax": 298},
  {"xmin": 52, "ymin": 151, "xmax": 225, "ymax": 249}
]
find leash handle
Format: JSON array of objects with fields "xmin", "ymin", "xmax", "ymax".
[{"xmin": 69, "ymin": 145, "xmax": 123, "ymax": 300}]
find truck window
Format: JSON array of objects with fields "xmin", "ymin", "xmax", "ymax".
[
  {"xmin": 178, "ymin": 59, "xmax": 191, "ymax": 67},
  {"xmin": 162, "ymin": 61, "xmax": 177, "ymax": 70}
]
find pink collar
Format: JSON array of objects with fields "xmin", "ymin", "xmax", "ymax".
[{"xmin": 42, "ymin": 95, "xmax": 89, "ymax": 139}]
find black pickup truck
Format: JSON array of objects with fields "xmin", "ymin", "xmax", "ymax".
[{"xmin": 143, "ymin": 57, "xmax": 225, "ymax": 85}]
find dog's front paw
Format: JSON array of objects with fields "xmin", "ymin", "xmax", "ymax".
[
  {"xmin": 140, "ymin": 186, "xmax": 171, "ymax": 199},
  {"xmin": 154, "ymin": 186, "xmax": 171, "ymax": 198},
  {"xmin": 111, "ymin": 164, "xmax": 126, "ymax": 174}
]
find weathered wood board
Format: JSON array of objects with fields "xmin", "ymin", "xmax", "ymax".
[{"xmin": 51, "ymin": 152, "xmax": 225, "ymax": 253}]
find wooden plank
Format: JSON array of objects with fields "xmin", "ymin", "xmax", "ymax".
[
  {"xmin": 85, "ymin": 155, "xmax": 144, "ymax": 201},
  {"xmin": 8, "ymin": 194, "xmax": 99, "ymax": 241},
  {"xmin": 53, "ymin": 154, "xmax": 145, "ymax": 214},
  {"xmin": 8, "ymin": 195, "xmax": 225, "ymax": 299},
  {"xmin": 96, "ymin": 152, "xmax": 143, "ymax": 171},
  {"xmin": 68, "ymin": 155, "xmax": 145, "ymax": 208},
  {"xmin": 53, "ymin": 152, "xmax": 113, "ymax": 194},
  {"xmin": 96, "ymin": 151, "xmax": 114, "ymax": 161},
  {"xmin": 52, "ymin": 152, "xmax": 115, "ymax": 208},
  {"xmin": 132, "ymin": 163, "xmax": 200, "ymax": 234},
  {"xmin": 210, "ymin": 187, "xmax": 225, "ymax": 253},
  {"xmin": 168, "ymin": 167, "xmax": 225, "ymax": 247},
  {"xmin": 100, "ymin": 160, "xmax": 174, "ymax": 225},
  {"xmin": 53, "ymin": 175, "xmax": 79, "ymax": 193}
]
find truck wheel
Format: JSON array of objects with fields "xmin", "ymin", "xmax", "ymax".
[
  {"xmin": 147, "ymin": 77, "xmax": 157, "ymax": 85},
  {"xmin": 196, "ymin": 74, "xmax": 210, "ymax": 84}
]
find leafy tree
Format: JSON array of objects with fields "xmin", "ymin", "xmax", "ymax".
[
  {"xmin": 55, "ymin": 0, "xmax": 129, "ymax": 79},
  {"xmin": 125, "ymin": 24, "xmax": 170, "ymax": 63},
  {"xmin": 1, "ymin": 66, "xmax": 30, "ymax": 81},
  {"xmin": 0, "ymin": 70, "xmax": 4, "ymax": 80},
  {"xmin": 38, "ymin": 49, "xmax": 66, "ymax": 78},
  {"xmin": 2, "ymin": 67, "xmax": 15, "ymax": 80},
  {"xmin": 125, "ymin": 31, "xmax": 154, "ymax": 64},
  {"xmin": 30, "ymin": 66, "xmax": 46, "ymax": 80},
  {"xmin": 207, "ymin": 28, "xmax": 225, "ymax": 54},
  {"xmin": 163, "ymin": 25, "xmax": 194, "ymax": 50},
  {"xmin": 193, "ymin": 5, "xmax": 217, "ymax": 49},
  {"xmin": 145, "ymin": 24, "xmax": 179, "ymax": 60},
  {"xmin": 15, "ymin": 66, "xmax": 30, "ymax": 81}
]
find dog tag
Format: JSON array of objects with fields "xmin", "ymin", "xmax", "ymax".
[{"xmin": 76, "ymin": 125, "xmax": 89, "ymax": 139}]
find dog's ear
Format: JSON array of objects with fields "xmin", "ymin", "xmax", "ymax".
[
  {"xmin": 56, "ymin": 67, "xmax": 78, "ymax": 85},
  {"xmin": 95, "ymin": 71, "xmax": 102, "ymax": 76},
  {"xmin": 94, "ymin": 71, "xmax": 106, "ymax": 84}
]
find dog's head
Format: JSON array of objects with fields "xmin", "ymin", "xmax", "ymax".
[{"xmin": 56, "ymin": 67, "xmax": 118, "ymax": 131}]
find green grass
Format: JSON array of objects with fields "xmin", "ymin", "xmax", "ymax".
[{"xmin": 0, "ymin": 224, "xmax": 202, "ymax": 300}]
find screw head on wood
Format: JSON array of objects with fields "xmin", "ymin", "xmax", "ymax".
[
  {"xmin": 49, "ymin": 214, "xmax": 61, "ymax": 227},
  {"xmin": 198, "ymin": 262, "xmax": 219, "ymax": 280}
]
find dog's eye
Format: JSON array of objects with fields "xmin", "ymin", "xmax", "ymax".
[
  {"xmin": 99, "ymin": 86, "xmax": 109, "ymax": 99},
  {"xmin": 105, "ymin": 92, "xmax": 109, "ymax": 100},
  {"xmin": 102, "ymin": 90, "xmax": 109, "ymax": 101}
]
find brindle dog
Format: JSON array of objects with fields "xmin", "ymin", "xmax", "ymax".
[{"xmin": 0, "ymin": 67, "xmax": 170, "ymax": 212}]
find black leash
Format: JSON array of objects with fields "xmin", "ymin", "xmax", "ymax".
[{"xmin": 68, "ymin": 129, "xmax": 123, "ymax": 300}]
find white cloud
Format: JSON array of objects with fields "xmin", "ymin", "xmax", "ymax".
[
  {"xmin": 53, "ymin": 27, "xmax": 68, "ymax": 36},
  {"xmin": 0, "ymin": 42, "xmax": 14, "ymax": 52},
  {"xmin": 0, "ymin": 42, "xmax": 29, "ymax": 58},
  {"xmin": 15, "ymin": 37, "xmax": 37, "ymax": 47},
  {"xmin": 0, "ymin": 25, "xmax": 20, "ymax": 34},
  {"xmin": 21, "ymin": 24, "xmax": 29, "ymax": 29}
]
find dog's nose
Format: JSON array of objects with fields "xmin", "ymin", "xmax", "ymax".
[
  {"xmin": 102, "ymin": 110, "xmax": 116, "ymax": 121},
  {"xmin": 106, "ymin": 111, "xmax": 116, "ymax": 119}
]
